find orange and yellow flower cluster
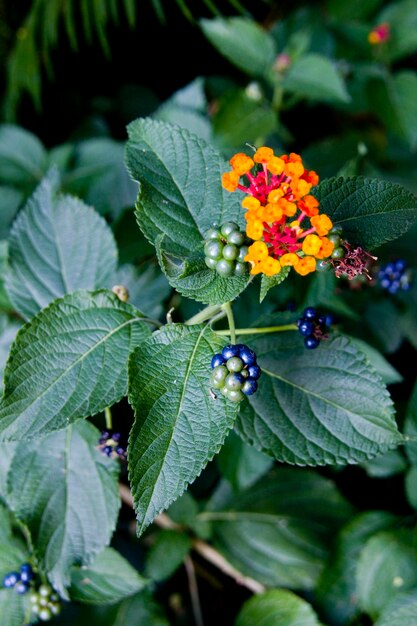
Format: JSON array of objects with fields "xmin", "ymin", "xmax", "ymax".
[
  {"xmin": 368, "ymin": 22, "xmax": 390, "ymax": 45},
  {"xmin": 221, "ymin": 147, "xmax": 335, "ymax": 277}
]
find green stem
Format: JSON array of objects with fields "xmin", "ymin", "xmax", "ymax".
[
  {"xmin": 216, "ymin": 323, "xmax": 298, "ymax": 336},
  {"xmin": 222, "ymin": 302, "xmax": 236, "ymax": 344},
  {"xmin": 104, "ymin": 406, "xmax": 113, "ymax": 430},
  {"xmin": 185, "ymin": 304, "xmax": 223, "ymax": 326}
]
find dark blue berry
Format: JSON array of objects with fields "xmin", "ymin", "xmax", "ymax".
[
  {"xmin": 303, "ymin": 307, "xmax": 317, "ymax": 320},
  {"xmin": 222, "ymin": 345, "xmax": 240, "ymax": 360},
  {"xmin": 239, "ymin": 346, "xmax": 257, "ymax": 366},
  {"xmin": 298, "ymin": 320, "xmax": 314, "ymax": 336},
  {"xmin": 19, "ymin": 564, "xmax": 33, "ymax": 583},
  {"xmin": 15, "ymin": 581, "xmax": 29, "ymax": 594},
  {"xmin": 116, "ymin": 447, "xmax": 126, "ymax": 457},
  {"xmin": 395, "ymin": 259, "xmax": 406, "ymax": 271},
  {"xmin": 103, "ymin": 446, "xmax": 113, "ymax": 457},
  {"xmin": 247, "ymin": 365, "xmax": 261, "ymax": 380},
  {"xmin": 304, "ymin": 336, "xmax": 320, "ymax": 349},
  {"xmin": 99, "ymin": 431, "xmax": 110, "ymax": 444},
  {"xmin": 242, "ymin": 379, "xmax": 258, "ymax": 396},
  {"xmin": 211, "ymin": 353, "xmax": 225, "ymax": 369},
  {"xmin": 3, "ymin": 572, "xmax": 19, "ymax": 588},
  {"xmin": 325, "ymin": 314, "xmax": 334, "ymax": 327},
  {"xmin": 111, "ymin": 432, "xmax": 121, "ymax": 442}
]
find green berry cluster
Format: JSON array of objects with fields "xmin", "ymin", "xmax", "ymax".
[
  {"xmin": 204, "ymin": 222, "xmax": 249, "ymax": 277},
  {"xmin": 30, "ymin": 584, "xmax": 61, "ymax": 622},
  {"xmin": 316, "ymin": 225, "xmax": 344, "ymax": 271},
  {"xmin": 210, "ymin": 344, "xmax": 261, "ymax": 403}
]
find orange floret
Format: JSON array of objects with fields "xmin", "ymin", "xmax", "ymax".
[
  {"xmin": 242, "ymin": 196, "xmax": 261, "ymax": 211},
  {"xmin": 279, "ymin": 198, "xmax": 297, "ymax": 217},
  {"xmin": 254, "ymin": 147, "xmax": 274, "ymax": 163},
  {"xmin": 221, "ymin": 171, "xmax": 240, "ymax": 192},
  {"xmin": 280, "ymin": 253, "xmax": 300, "ymax": 267},
  {"xmin": 264, "ymin": 203, "xmax": 283, "ymax": 222},
  {"xmin": 294, "ymin": 256, "xmax": 317, "ymax": 275},
  {"xmin": 246, "ymin": 219, "xmax": 264, "ymax": 240},
  {"xmin": 315, "ymin": 237, "xmax": 335, "ymax": 259},
  {"xmin": 299, "ymin": 195, "xmax": 319, "ymax": 217},
  {"xmin": 310, "ymin": 214, "xmax": 333, "ymax": 236},
  {"xmin": 284, "ymin": 161, "xmax": 304, "ymax": 178},
  {"xmin": 302, "ymin": 234, "xmax": 322, "ymax": 256},
  {"xmin": 259, "ymin": 256, "xmax": 282, "ymax": 276},
  {"xmin": 230, "ymin": 153, "xmax": 254, "ymax": 175},
  {"xmin": 267, "ymin": 156, "xmax": 285, "ymax": 175}
]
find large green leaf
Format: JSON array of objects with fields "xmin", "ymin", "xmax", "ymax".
[
  {"xmin": 217, "ymin": 430, "xmax": 273, "ymax": 492},
  {"xmin": 112, "ymin": 262, "xmax": 171, "ymax": 320},
  {"xmin": 144, "ymin": 529, "xmax": 192, "ymax": 582},
  {"xmin": 69, "ymin": 548, "xmax": 147, "ymax": 604},
  {"xmin": 282, "ymin": 53, "xmax": 350, "ymax": 104},
  {"xmin": 0, "ymin": 589, "xmax": 29, "ymax": 626},
  {"xmin": 201, "ymin": 469, "xmax": 353, "ymax": 589},
  {"xmin": 235, "ymin": 589, "xmax": 323, "ymax": 626},
  {"xmin": 0, "ymin": 290, "xmax": 150, "ymax": 441},
  {"xmin": 236, "ymin": 332, "xmax": 400, "ymax": 466},
  {"xmin": 376, "ymin": 590, "xmax": 417, "ymax": 626},
  {"xmin": 356, "ymin": 530, "xmax": 417, "ymax": 619},
  {"xmin": 128, "ymin": 323, "xmax": 238, "ymax": 535},
  {"xmin": 0, "ymin": 124, "xmax": 47, "ymax": 187},
  {"xmin": 313, "ymin": 176, "xmax": 417, "ymax": 250},
  {"xmin": 5, "ymin": 168, "xmax": 118, "ymax": 320},
  {"xmin": 199, "ymin": 17, "xmax": 276, "ymax": 77},
  {"xmin": 7, "ymin": 421, "xmax": 121, "ymax": 597},
  {"xmin": 125, "ymin": 117, "xmax": 249, "ymax": 305},
  {"xmin": 404, "ymin": 379, "xmax": 417, "ymax": 465},
  {"xmin": 0, "ymin": 320, "xmax": 20, "ymax": 394},
  {"xmin": 377, "ymin": 0, "xmax": 417, "ymax": 62},
  {"xmin": 0, "ymin": 503, "xmax": 30, "ymax": 581}
]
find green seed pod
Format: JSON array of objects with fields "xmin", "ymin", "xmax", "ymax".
[
  {"xmin": 210, "ymin": 365, "xmax": 228, "ymax": 388},
  {"xmin": 220, "ymin": 386, "xmax": 229, "ymax": 397},
  {"xmin": 38, "ymin": 584, "xmax": 52, "ymax": 598},
  {"xmin": 38, "ymin": 607, "xmax": 52, "ymax": 622},
  {"xmin": 327, "ymin": 234, "xmax": 341, "ymax": 247},
  {"xmin": 220, "ymin": 222, "xmax": 239, "ymax": 237},
  {"xmin": 216, "ymin": 259, "xmax": 234, "ymax": 277},
  {"xmin": 222, "ymin": 244, "xmax": 239, "ymax": 261},
  {"xmin": 240, "ymin": 368, "xmax": 249, "ymax": 379},
  {"xmin": 205, "ymin": 257, "xmax": 217, "ymax": 270},
  {"xmin": 234, "ymin": 261, "xmax": 247, "ymax": 276},
  {"xmin": 204, "ymin": 240, "xmax": 223, "ymax": 260},
  {"xmin": 30, "ymin": 593, "xmax": 40, "ymax": 604},
  {"xmin": 225, "ymin": 373, "xmax": 243, "ymax": 391},
  {"xmin": 238, "ymin": 245, "xmax": 249, "ymax": 262},
  {"xmin": 227, "ymin": 389, "xmax": 245, "ymax": 403},
  {"xmin": 227, "ymin": 230, "xmax": 246, "ymax": 246},
  {"xmin": 331, "ymin": 246, "xmax": 345, "ymax": 260},
  {"xmin": 226, "ymin": 356, "xmax": 244, "ymax": 372},
  {"xmin": 205, "ymin": 227, "xmax": 221, "ymax": 240}
]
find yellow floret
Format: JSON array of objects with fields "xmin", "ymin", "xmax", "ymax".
[
  {"xmin": 267, "ymin": 156, "xmax": 285, "ymax": 175},
  {"xmin": 221, "ymin": 171, "xmax": 240, "ymax": 192},
  {"xmin": 230, "ymin": 153, "xmax": 254, "ymax": 175},
  {"xmin": 294, "ymin": 256, "xmax": 317, "ymax": 276},
  {"xmin": 254, "ymin": 147, "xmax": 274, "ymax": 163},
  {"xmin": 280, "ymin": 253, "xmax": 300, "ymax": 267},
  {"xmin": 242, "ymin": 196, "xmax": 261, "ymax": 211},
  {"xmin": 302, "ymin": 234, "xmax": 322, "ymax": 256},
  {"xmin": 310, "ymin": 214, "xmax": 333, "ymax": 236},
  {"xmin": 246, "ymin": 219, "xmax": 264, "ymax": 241}
]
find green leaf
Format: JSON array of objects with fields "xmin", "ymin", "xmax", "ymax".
[
  {"xmin": 202, "ymin": 468, "xmax": 353, "ymax": 589},
  {"xmin": 0, "ymin": 187, "xmax": 23, "ymax": 240},
  {"xmin": 377, "ymin": 0, "xmax": 417, "ymax": 62},
  {"xmin": 0, "ymin": 589, "xmax": 29, "ymax": 626},
  {"xmin": 217, "ymin": 430, "xmax": 273, "ymax": 491},
  {"xmin": 348, "ymin": 336, "xmax": 403, "ymax": 385},
  {"xmin": 376, "ymin": 590, "xmax": 417, "ymax": 626},
  {"xmin": 69, "ymin": 547, "xmax": 147, "ymax": 604},
  {"xmin": 113, "ymin": 262, "xmax": 171, "ymax": 320},
  {"xmin": 0, "ymin": 320, "xmax": 20, "ymax": 394},
  {"xmin": 125, "ymin": 117, "xmax": 249, "ymax": 305},
  {"xmin": 199, "ymin": 17, "xmax": 276, "ymax": 77},
  {"xmin": 313, "ymin": 176, "xmax": 417, "ymax": 250},
  {"xmin": 0, "ymin": 290, "xmax": 150, "ymax": 441},
  {"xmin": 316, "ymin": 510, "xmax": 399, "ymax": 626},
  {"xmin": 235, "ymin": 589, "xmax": 323, "ymax": 626},
  {"xmin": 403, "ymin": 379, "xmax": 417, "ymax": 465},
  {"xmin": 128, "ymin": 323, "xmax": 238, "ymax": 535},
  {"xmin": 282, "ymin": 53, "xmax": 350, "ymax": 104},
  {"xmin": 236, "ymin": 333, "xmax": 400, "ymax": 466},
  {"xmin": 5, "ymin": 168, "xmax": 118, "ymax": 320},
  {"xmin": 0, "ymin": 503, "xmax": 29, "ymax": 581},
  {"xmin": 356, "ymin": 530, "xmax": 417, "ymax": 619},
  {"xmin": 144, "ymin": 529, "xmax": 192, "ymax": 582},
  {"xmin": 259, "ymin": 266, "xmax": 291, "ymax": 303},
  {"xmin": 0, "ymin": 124, "xmax": 47, "ymax": 187},
  {"xmin": 7, "ymin": 421, "xmax": 121, "ymax": 597},
  {"xmin": 405, "ymin": 467, "xmax": 417, "ymax": 510}
]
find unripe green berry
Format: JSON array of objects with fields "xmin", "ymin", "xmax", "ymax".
[
  {"xmin": 216, "ymin": 259, "xmax": 234, "ymax": 277},
  {"xmin": 210, "ymin": 365, "xmax": 228, "ymax": 389},
  {"xmin": 240, "ymin": 368, "xmax": 249, "ymax": 379},
  {"xmin": 226, "ymin": 356, "xmax": 244, "ymax": 372},
  {"xmin": 234, "ymin": 261, "xmax": 247, "ymax": 276},
  {"xmin": 39, "ymin": 607, "xmax": 52, "ymax": 621},
  {"xmin": 30, "ymin": 593, "xmax": 39, "ymax": 604},
  {"xmin": 49, "ymin": 602, "xmax": 61, "ymax": 616},
  {"xmin": 237, "ymin": 246, "xmax": 249, "ymax": 262},
  {"xmin": 227, "ymin": 389, "xmax": 245, "ymax": 403},
  {"xmin": 39, "ymin": 585, "xmax": 52, "ymax": 598},
  {"xmin": 50, "ymin": 593, "xmax": 59, "ymax": 603},
  {"xmin": 329, "ymin": 225, "xmax": 343, "ymax": 236},
  {"xmin": 220, "ymin": 386, "xmax": 229, "ymax": 397},
  {"xmin": 205, "ymin": 227, "xmax": 221, "ymax": 240},
  {"xmin": 227, "ymin": 230, "xmax": 246, "ymax": 246},
  {"xmin": 204, "ymin": 240, "xmax": 223, "ymax": 260},
  {"xmin": 222, "ymin": 244, "xmax": 239, "ymax": 261},
  {"xmin": 331, "ymin": 246, "xmax": 345, "ymax": 259},
  {"xmin": 327, "ymin": 234, "xmax": 340, "ymax": 246},
  {"xmin": 316, "ymin": 259, "xmax": 331, "ymax": 272},
  {"xmin": 39, "ymin": 596, "xmax": 49, "ymax": 607},
  {"xmin": 205, "ymin": 257, "xmax": 217, "ymax": 270},
  {"xmin": 221, "ymin": 222, "xmax": 239, "ymax": 237},
  {"xmin": 225, "ymin": 373, "xmax": 243, "ymax": 391}
]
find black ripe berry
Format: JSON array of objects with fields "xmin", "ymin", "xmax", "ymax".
[
  {"xmin": 210, "ymin": 344, "xmax": 261, "ymax": 402},
  {"xmin": 297, "ymin": 307, "xmax": 332, "ymax": 349},
  {"xmin": 204, "ymin": 222, "xmax": 250, "ymax": 277}
]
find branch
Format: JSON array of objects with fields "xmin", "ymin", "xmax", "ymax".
[{"xmin": 119, "ymin": 483, "xmax": 265, "ymax": 595}]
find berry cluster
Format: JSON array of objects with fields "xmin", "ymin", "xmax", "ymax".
[
  {"xmin": 316, "ymin": 225, "xmax": 344, "ymax": 271},
  {"xmin": 3, "ymin": 563, "xmax": 34, "ymax": 594},
  {"xmin": 204, "ymin": 222, "xmax": 249, "ymax": 277},
  {"xmin": 30, "ymin": 584, "xmax": 61, "ymax": 621},
  {"xmin": 377, "ymin": 259, "xmax": 411, "ymax": 294},
  {"xmin": 98, "ymin": 430, "xmax": 127, "ymax": 461},
  {"xmin": 297, "ymin": 307, "xmax": 332, "ymax": 349},
  {"xmin": 210, "ymin": 344, "xmax": 261, "ymax": 403}
]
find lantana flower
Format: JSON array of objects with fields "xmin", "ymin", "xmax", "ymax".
[
  {"xmin": 221, "ymin": 147, "xmax": 335, "ymax": 277},
  {"xmin": 368, "ymin": 22, "xmax": 390, "ymax": 44}
]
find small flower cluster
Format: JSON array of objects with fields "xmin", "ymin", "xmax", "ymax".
[
  {"xmin": 377, "ymin": 259, "xmax": 411, "ymax": 294},
  {"xmin": 30, "ymin": 584, "xmax": 61, "ymax": 622},
  {"xmin": 98, "ymin": 430, "xmax": 127, "ymax": 461},
  {"xmin": 368, "ymin": 22, "xmax": 390, "ymax": 44},
  {"xmin": 297, "ymin": 307, "xmax": 332, "ymax": 349},
  {"xmin": 3, "ymin": 563, "xmax": 34, "ymax": 594},
  {"xmin": 210, "ymin": 344, "xmax": 261, "ymax": 403},
  {"xmin": 222, "ymin": 147, "xmax": 336, "ymax": 277}
]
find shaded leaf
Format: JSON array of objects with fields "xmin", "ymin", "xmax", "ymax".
[
  {"xmin": 144, "ymin": 530, "xmax": 192, "ymax": 582},
  {"xmin": 283, "ymin": 53, "xmax": 350, "ymax": 103},
  {"xmin": 235, "ymin": 588, "xmax": 323, "ymax": 626}
]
